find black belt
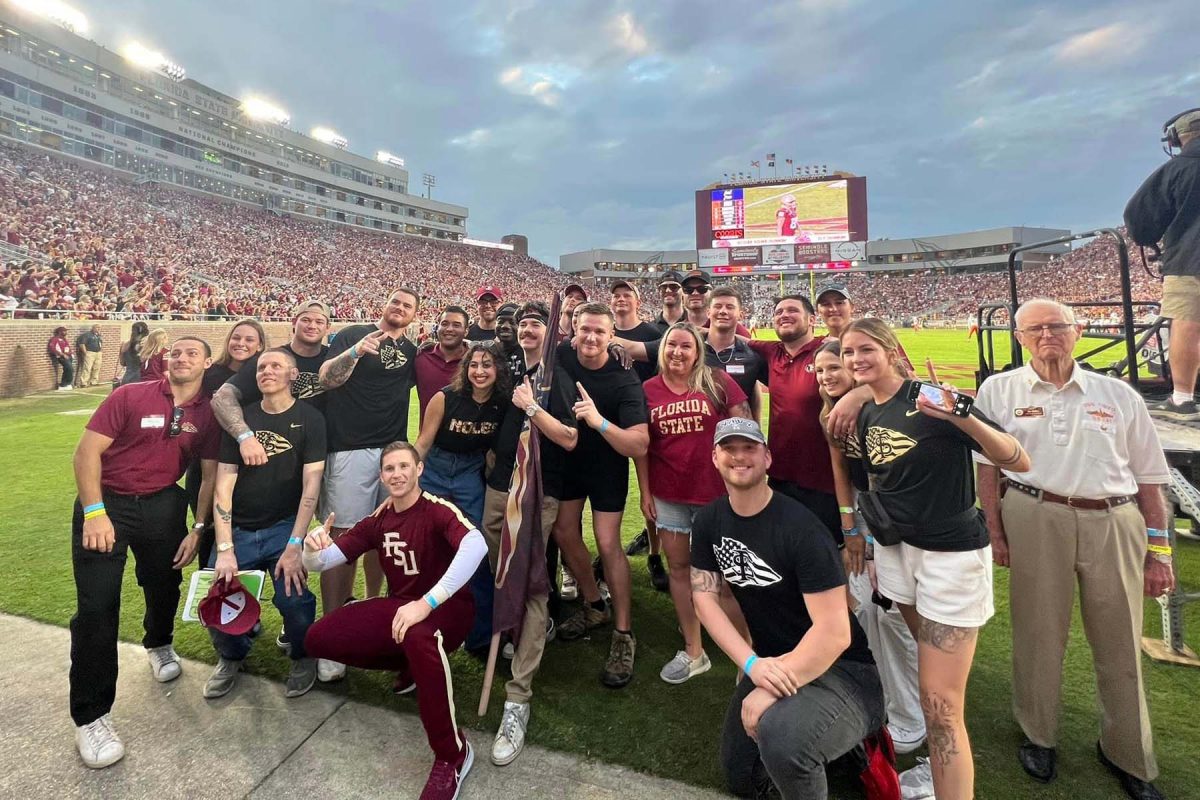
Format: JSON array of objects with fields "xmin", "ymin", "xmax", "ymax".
[{"xmin": 1001, "ymin": 479, "xmax": 1134, "ymax": 511}]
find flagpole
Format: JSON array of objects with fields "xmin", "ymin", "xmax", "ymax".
[{"xmin": 478, "ymin": 633, "xmax": 502, "ymax": 716}]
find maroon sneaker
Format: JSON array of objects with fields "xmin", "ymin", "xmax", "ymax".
[{"xmin": 419, "ymin": 740, "xmax": 473, "ymax": 800}]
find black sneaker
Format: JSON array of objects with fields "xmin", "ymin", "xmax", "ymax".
[
  {"xmin": 1149, "ymin": 398, "xmax": 1200, "ymax": 422},
  {"xmin": 625, "ymin": 529, "xmax": 650, "ymax": 556},
  {"xmin": 648, "ymin": 554, "xmax": 669, "ymax": 592}
]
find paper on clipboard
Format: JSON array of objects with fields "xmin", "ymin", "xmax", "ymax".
[{"xmin": 182, "ymin": 569, "xmax": 267, "ymax": 623}]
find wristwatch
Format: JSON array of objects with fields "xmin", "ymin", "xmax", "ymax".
[
  {"xmin": 191, "ymin": 521, "xmax": 206, "ymax": 532},
  {"xmin": 216, "ymin": 541, "xmax": 235, "ymax": 553},
  {"xmin": 1151, "ymin": 552, "xmax": 1173, "ymax": 565},
  {"xmin": 525, "ymin": 403, "xmax": 539, "ymax": 418}
]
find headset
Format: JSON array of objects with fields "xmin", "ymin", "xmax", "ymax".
[{"xmin": 1162, "ymin": 107, "xmax": 1200, "ymax": 156}]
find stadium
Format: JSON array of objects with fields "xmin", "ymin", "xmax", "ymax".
[{"xmin": 1, "ymin": 2, "xmax": 1197, "ymax": 800}]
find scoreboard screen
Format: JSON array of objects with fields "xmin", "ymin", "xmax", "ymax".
[{"xmin": 696, "ymin": 176, "xmax": 868, "ymax": 249}]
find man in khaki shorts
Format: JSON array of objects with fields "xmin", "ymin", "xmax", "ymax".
[
  {"xmin": 1125, "ymin": 107, "xmax": 1200, "ymax": 420},
  {"xmin": 975, "ymin": 299, "xmax": 1174, "ymax": 800}
]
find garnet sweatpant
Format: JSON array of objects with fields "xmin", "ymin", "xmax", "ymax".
[{"xmin": 305, "ymin": 595, "xmax": 473, "ymax": 761}]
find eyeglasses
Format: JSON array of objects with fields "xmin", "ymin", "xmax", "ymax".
[
  {"xmin": 168, "ymin": 406, "xmax": 184, "ymax": 438},
  {"xmin": 683, "ymin": 285, "xmax": 711, "ymax": 295},
  {"xmin": 1018, "ymin": 323, "xmax": 1073, "ymax": 337}
]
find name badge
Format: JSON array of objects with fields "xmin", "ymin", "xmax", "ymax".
[
  {"xmin": 141, "ymin": 415, "xmax": 166, "ymax": 429},
  {"xmin": 1014, "ymin": 407, "xmax": 1044, "ymax": 418},
  {"xmin": 725, "ymin": 364, "xmax": 745, "ymax": 375}
]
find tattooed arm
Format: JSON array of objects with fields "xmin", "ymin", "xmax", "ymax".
[
  {"xmin": 210, "ymin": 462, "xmax": 239, "ymax": 580},
  {"xmin": 211, "ymin": 382, "xmax": 248, "ymax": 438},
  {"xmin": 318, "ymin": 346, "xmax": 361, "ymax": 390},
  {"xmin": 691, "ymin": 567, "xmax": 756, "ymax": 674}
]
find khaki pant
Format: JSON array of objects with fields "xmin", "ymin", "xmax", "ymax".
[
  {"xmin": 80, "ymin": 351, "xmax": 102, "ymax": 386},
  {"xmin": 481, "ymin": 486, "xmax": 559, "ymax": 704},
  {"xmin": 1001, "ymin": 488, "xmax": 1157, "ymax": 781}
]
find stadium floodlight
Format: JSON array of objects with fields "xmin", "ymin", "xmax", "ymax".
[
  {"xmin": 242, "ymin": 96, "xmax": 290, "ymax": 126},
  {"xmin": 311, "ymin": 126, "xmax": 348, "ymax": 149},
  {"xmin": 10, "ymin": 0, "xmax": 88, "ymax": 35},
  {"xmin": 376, "ymin": 150, "xmax": 406, "ymax": 168},
  {"xmin": 121, "ymin": 41, "xmax": 186, "ymax": 82}
]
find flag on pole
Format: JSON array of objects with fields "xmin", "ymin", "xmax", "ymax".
[
  {"xmin": 767, "ymin": 152, "xmax": 776, "ymax": 160},
  {"xmin": 785, "ymin": 158, "xmax": 793, "ymax": 166},
  {"xmin": 751, "ymin": 160, "xmax": 760, "ymax": 168},
  {"xmin": 767, "ymin": 158, "xmax": 775, "ymax": 167}
]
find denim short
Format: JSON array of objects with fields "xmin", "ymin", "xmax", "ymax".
[{"xmin": 652, "ymin": 497, "xmax": 705, "ymax": 535}]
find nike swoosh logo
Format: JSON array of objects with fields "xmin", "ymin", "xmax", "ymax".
[
  {"xmin": 290, "ymin": 423, "xmax": 303, "ymax": 428},
  {"xmin": 906, "ymin": 409, "xmax": 920, "ymax": 417}
]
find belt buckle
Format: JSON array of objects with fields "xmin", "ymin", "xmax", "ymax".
[{"xmin": 1066, "ymin": 496, "xmax": 1087, "ymax": 509}]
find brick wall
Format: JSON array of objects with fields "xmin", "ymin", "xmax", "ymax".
[{"xmin": 0, "ymin": 319, "xmax": 323, "ymax": 397}]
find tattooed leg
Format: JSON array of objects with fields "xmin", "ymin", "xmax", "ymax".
[
  {"xmin": 921, "ymin": 691, "xmax": 959, "ymax": 768},
  {"xmin": 915, "ymin": 615, "xmax": 979, "ymax": 800},
  {"xmin": 918, "ymin": 617, "xmax": 976, "ymax": 654}
]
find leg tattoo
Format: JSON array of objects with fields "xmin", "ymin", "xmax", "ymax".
[
  {"xmin": 917, "ymin": 617, "xmax": 976, "ymax": 653},
  {"xmin": 921, "ymin": 691, "xmax": 959, "ymax": 768}
]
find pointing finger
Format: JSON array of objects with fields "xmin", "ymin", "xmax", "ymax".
[{"xmin": 576, "ymin": 382, "xmax": 591, "ymax": 401}]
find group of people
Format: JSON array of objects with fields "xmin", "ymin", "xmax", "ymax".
[{"xmin": 67, "ymin": 264, "xmax": 1177, "ymax": 800}]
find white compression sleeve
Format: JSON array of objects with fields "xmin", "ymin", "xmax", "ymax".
[
  {"xmin": 427, "ymin": 530, "xmax": 487, "ymax": 606},
  {"xmin": 302, "ymin": 542, "xmax": 348, "ymax": 573}
]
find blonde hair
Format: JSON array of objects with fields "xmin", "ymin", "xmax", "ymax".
[
  {"xmin": 656, "ymin": 323, "xmax": 725, "ymax": 408},
  {"xmin": 137, "ymin": 328, "xmax": 168, "ymax": 362},
  {"xmin": 841, "ymin": 318, "xmax": 902, "ymax": 360}
]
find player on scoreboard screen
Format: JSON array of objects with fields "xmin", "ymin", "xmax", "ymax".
[
  {"xmin": 313, "ymin": 287, "xmax": 420, "ymax": 683},
  {"xmin": 777, "ymin": 193, "xmax": 799, "ymax": 237},
  {"xmin": 303, "ymin": 442, "xmax": 488, "ymax": 800}
]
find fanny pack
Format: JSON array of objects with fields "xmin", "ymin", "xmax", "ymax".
[{"xmin": 857, "ymin": 490, "xmax": 980, "ymax": 547}]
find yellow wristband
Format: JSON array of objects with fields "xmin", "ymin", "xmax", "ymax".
[
  {"xmin": 83, "ymin": 509, "xmax": 107, "ymax": 520},
  {"xmin": 1147, "ymin": 543, "xmax": 1173, "ymax": 556}
]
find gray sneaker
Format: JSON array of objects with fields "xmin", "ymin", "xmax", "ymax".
[
  {"xmin": 600, "ymin": 630, "xmax": 636, "ymax": 688},
  {"xmin": 285, "ymin": 657, "xmax": 318, "ymax": 698},
  {"xmin": 557, "ymin": 602, "xmax": 610, "ymax": 642},
  {"xmin": 659, "ymin": 650, "xmax": 711, "ymax": 685},
  {"xmin": 203, "ymin": 657, "xmax": 243, "ymax": 699},
  {"xmin": 1149, "ymin": 398, "xmax": 1200, "ymax": 422}
]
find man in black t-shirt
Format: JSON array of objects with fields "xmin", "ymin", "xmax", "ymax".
[
  {"xmin": 611, "ymin": 279, "xmax": 662, "ymax": 383},
  {"xmin": 652, "ymin": 269, "xmax": 687, "ymax": 330},
  {"xmin": 553, "ymin": 303, "xmax": 649, "ymax": 689},
  {"xmin": 206, "ymin": 348, "xmax": 327, "ymax": 701},
  {"xmin": 314, "ymin": 287, "xmax": 420, "ymax": 682},
  {"xmin": 481, "ymin": 301, "xmax": 580, "ymax": 767},
  {"xmin": 467, "ymin": 286, "xmax": 502, "ymax": 341},
  {"xmin": 691, "ymin": 418, "xmax": 883, "ymax": 799},
  {"xmin": 492, "ymin": 302, "xmax": 524, "ymax": 377}
]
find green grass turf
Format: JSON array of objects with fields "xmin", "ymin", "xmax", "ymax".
[{"xmin": 3, "ymin": 330, "xmax": 1197, "ymax": 797}]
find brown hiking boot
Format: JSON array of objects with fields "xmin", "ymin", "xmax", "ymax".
[
  {"xmin": 601, "ymin": 630, "xmax": 636, "ymax": 688},
  {"xmin": 557, "ymin": 602, "xmax": 610, "ymax": 641}
]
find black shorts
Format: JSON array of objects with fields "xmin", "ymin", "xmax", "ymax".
[
  {"xmin": 561, "ymin": 457, "xmax": 629, "ymax": 513},
  {"xmin": 768, "ymin": 478, "xmax": 842, "ymax": 546}
]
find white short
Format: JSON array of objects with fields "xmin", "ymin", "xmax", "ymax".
[
  {"xmin": 321, "ymin": 448, "xmax": 388, "ymax": 529},
  {"xmin": 873, "ymin": 543, "xmax": 994, "ymax": 629}
]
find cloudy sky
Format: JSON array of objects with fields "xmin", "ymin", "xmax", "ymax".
[{"xmin": 98, "ymin": 0, "xmax": 1200, "ymax": 263}]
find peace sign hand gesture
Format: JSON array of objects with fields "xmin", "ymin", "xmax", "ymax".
[{"xmin": 355, "ymin": 329, "xmax": 387, "ymax": 357}]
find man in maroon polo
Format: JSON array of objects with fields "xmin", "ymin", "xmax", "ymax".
[
  {"xmin": 747, "ymin": 295, "xmax": 842, "ymax": 545},
  {"xmin": 415, "ymin": 306, "xmax": 470, "ymax": 421},
  {"xmin": 70, "ymin": 335, "xmax": 221, "ymax": 770}
]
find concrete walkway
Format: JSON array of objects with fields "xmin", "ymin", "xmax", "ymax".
[{"xmin": 1, "ymin": 614, "xmax": 729, "ymax": 799}]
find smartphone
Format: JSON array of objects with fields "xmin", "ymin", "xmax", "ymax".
[{"xmin": 906, "ymin": 380, "xmax": 974, "ymax": 417}]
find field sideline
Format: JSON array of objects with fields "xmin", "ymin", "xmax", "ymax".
[{"xmin": 1, "ymin": 328, "xmax": 1195, "ymax": 797}]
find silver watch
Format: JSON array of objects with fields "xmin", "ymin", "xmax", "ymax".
[
  {"xmin": 1151, "ymin": 552, "xmax": 1173, "ymax": 565},
  {"xmin": 525, "ymin": 403, "xmax": 539, "ymax": 418}
]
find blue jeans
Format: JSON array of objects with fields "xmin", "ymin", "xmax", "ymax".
[
  {"xmin": 420, "ymin": 446, "xmax": 492, "ymax": 652},
  {"xmin": 206, "ymin": 516, "xmax": 316, "ymax": 661}
]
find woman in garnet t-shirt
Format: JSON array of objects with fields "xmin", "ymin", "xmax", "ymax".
[{"xmin": 635, "ymin": 322, "xmax": 751, "ymax": 684}]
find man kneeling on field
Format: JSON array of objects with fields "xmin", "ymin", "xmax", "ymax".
[{"xmin": 691, "ymin": 418, "xmax": 884, "ymax": 799}]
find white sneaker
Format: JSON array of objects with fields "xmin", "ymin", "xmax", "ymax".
[
  {"xmin": 76, "ymin": 714, "xmax": 125, "ymax": 768},
  {"xmin": 317, "ymin": 658, "xmax": 346, "ymax": 683},
  {"xmin": 659, "ymin": 650, "xmax": 712, "ymax": 684},
  {"xmin": 889, "ymin": 723, "xmax": 927, "ymax": 755},
  {"xmin": 598, "ymin": 581, "xmax": 611, "ymax": 603},
  {"xmin": 147, "ymin": 645, "xmax": 181, "ymax": 682},
  {"xmin": 899, "ymin": 757, "xmax": 935, "ymax": 799},
  {"xmin": 502, "ymin": 640, "xmax": 515, "ymax": 659},
  {"xmin": 560, "ymin": 569, "xmax": 578, "ymax": 601},
  {"xmin": 491, "ymin": 701, "xmax": 530, "ymax": 766}
]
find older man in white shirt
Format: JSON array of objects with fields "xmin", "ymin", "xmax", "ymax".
[{"xmin": 974, "ymin": 298, "xmax": 1173, "ymax": 800}]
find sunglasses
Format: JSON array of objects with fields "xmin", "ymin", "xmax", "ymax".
[
  {"xmin": 168, "ymin": 406, "xmax": 184, "ymax": 438},
  {"xmin": 683, "ymin": 285, "xmax": 711, "ymax": 295}
]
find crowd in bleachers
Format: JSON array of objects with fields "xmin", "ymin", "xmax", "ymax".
[
  {"xmin": 0, "ymin": 143, "xmax": 566, "ymax": 324},
  {"xmin": 0, "ymin": 142, "xmax": 1166, "ymax": 328}
]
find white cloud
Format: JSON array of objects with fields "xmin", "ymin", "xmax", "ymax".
[
  {"xmin": 1056, "ymin": 23, "xmax": 1143, "ymax": 64},
  {"xmin": 499, "ymin": 66, "xmax": 523, "ymax": 85},
  {"xmin": 610, "ymin": 12, "xmax": 650, "ymax": 55},
  {"xmin": 449, "ymin": 127, "xmax": 491, "ymax": 148},
  {"xmin": 956, "ymin": 60, "xmax": 999, "ymax": 90}
]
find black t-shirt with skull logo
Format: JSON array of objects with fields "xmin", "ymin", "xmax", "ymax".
[
  {"xmin": 691, "ymin": 492, "xmax": 872, "ymax": 663},
  {"xmin": 324, "ymin": 324, "xmax": 417, "ymax": 452},
  {"xmin": 218, "ymin": 400, "xmax": 327, "ymax": 530},
  {"xmin": 226, "ymin": 344, "xmax": 330, "ymax": 415}
]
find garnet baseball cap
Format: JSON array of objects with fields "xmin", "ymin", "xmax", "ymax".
[
  {"xmin": 563, "ymin": 283, "xmax": 588, "ymax": 300},
  {"xmin": 292, "ymin": 299, "xmax": 332, "ymax": 319},
  {"xmin": 610, "ymin": 279, "xmax": 640, "ymax": 298},
  {"xmin": 815, "ymin": 284, "xmax": 850, "ymax": 302},
  {"xmin": 476, "ymin": 286, "xmax": 503, "ymax": 301},
  {"xmin": 713, "ymin": 417, "xmax": 767, "ymax": 446},
  {"xmin": 659, "ymin": 269, "xmax": 686, "ymax": 286},
  {"xmin": 198, "ymin": 575, "xmax": 261, "ymax": 635},
  {"xmin": 682, "ymin": 269, "xmax": 712, "ymax": 285}
]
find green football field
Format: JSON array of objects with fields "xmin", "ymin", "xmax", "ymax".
[{"xmin": 2, "ymin": 328, "xmax": 1196, "ymax": 797}]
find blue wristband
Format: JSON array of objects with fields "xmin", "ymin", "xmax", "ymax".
[
  {"xmin": 287, "ymin": 536, "xmax": 303, "ymax": 547},
  {"xmin": 599, "ymin": 419, "xmax": 610, "ymax": 434},
  {"xmin": 1147, "ymin": 528, "xmax": 1169, "ymax": 539},
  {"xmin": 743, "ymin": 653, "xmax": 758, "ymax": 674},
  {"xmin": 842, "ymin": 527, "xmax": 860, "ymax": 537},
  {"xmin": 83, "ymin": 502, "xmax": 105, "ymax": 514},
  {"xmin": 236, "ymin": 430, "xmax": 255, "ymax": 444},
  {"xmin": 865, "ymin": 534, "xmax": 875, "ymax": 546},
  {"xmin": 424, "ymin": 592, "xmax": 439, "ymax": 610}
]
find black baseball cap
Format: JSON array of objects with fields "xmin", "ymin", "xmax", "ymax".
[
  {"xmin": 659, "ymin": 269, "xmax": 686, "ymax": 286},
  {"xmin": 497, "ymin": 302, "xmax": 519, "ymax": 319},
  {"xmin": 682, "ymin": 269, "xmax": 712, "ymax": 286}
]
